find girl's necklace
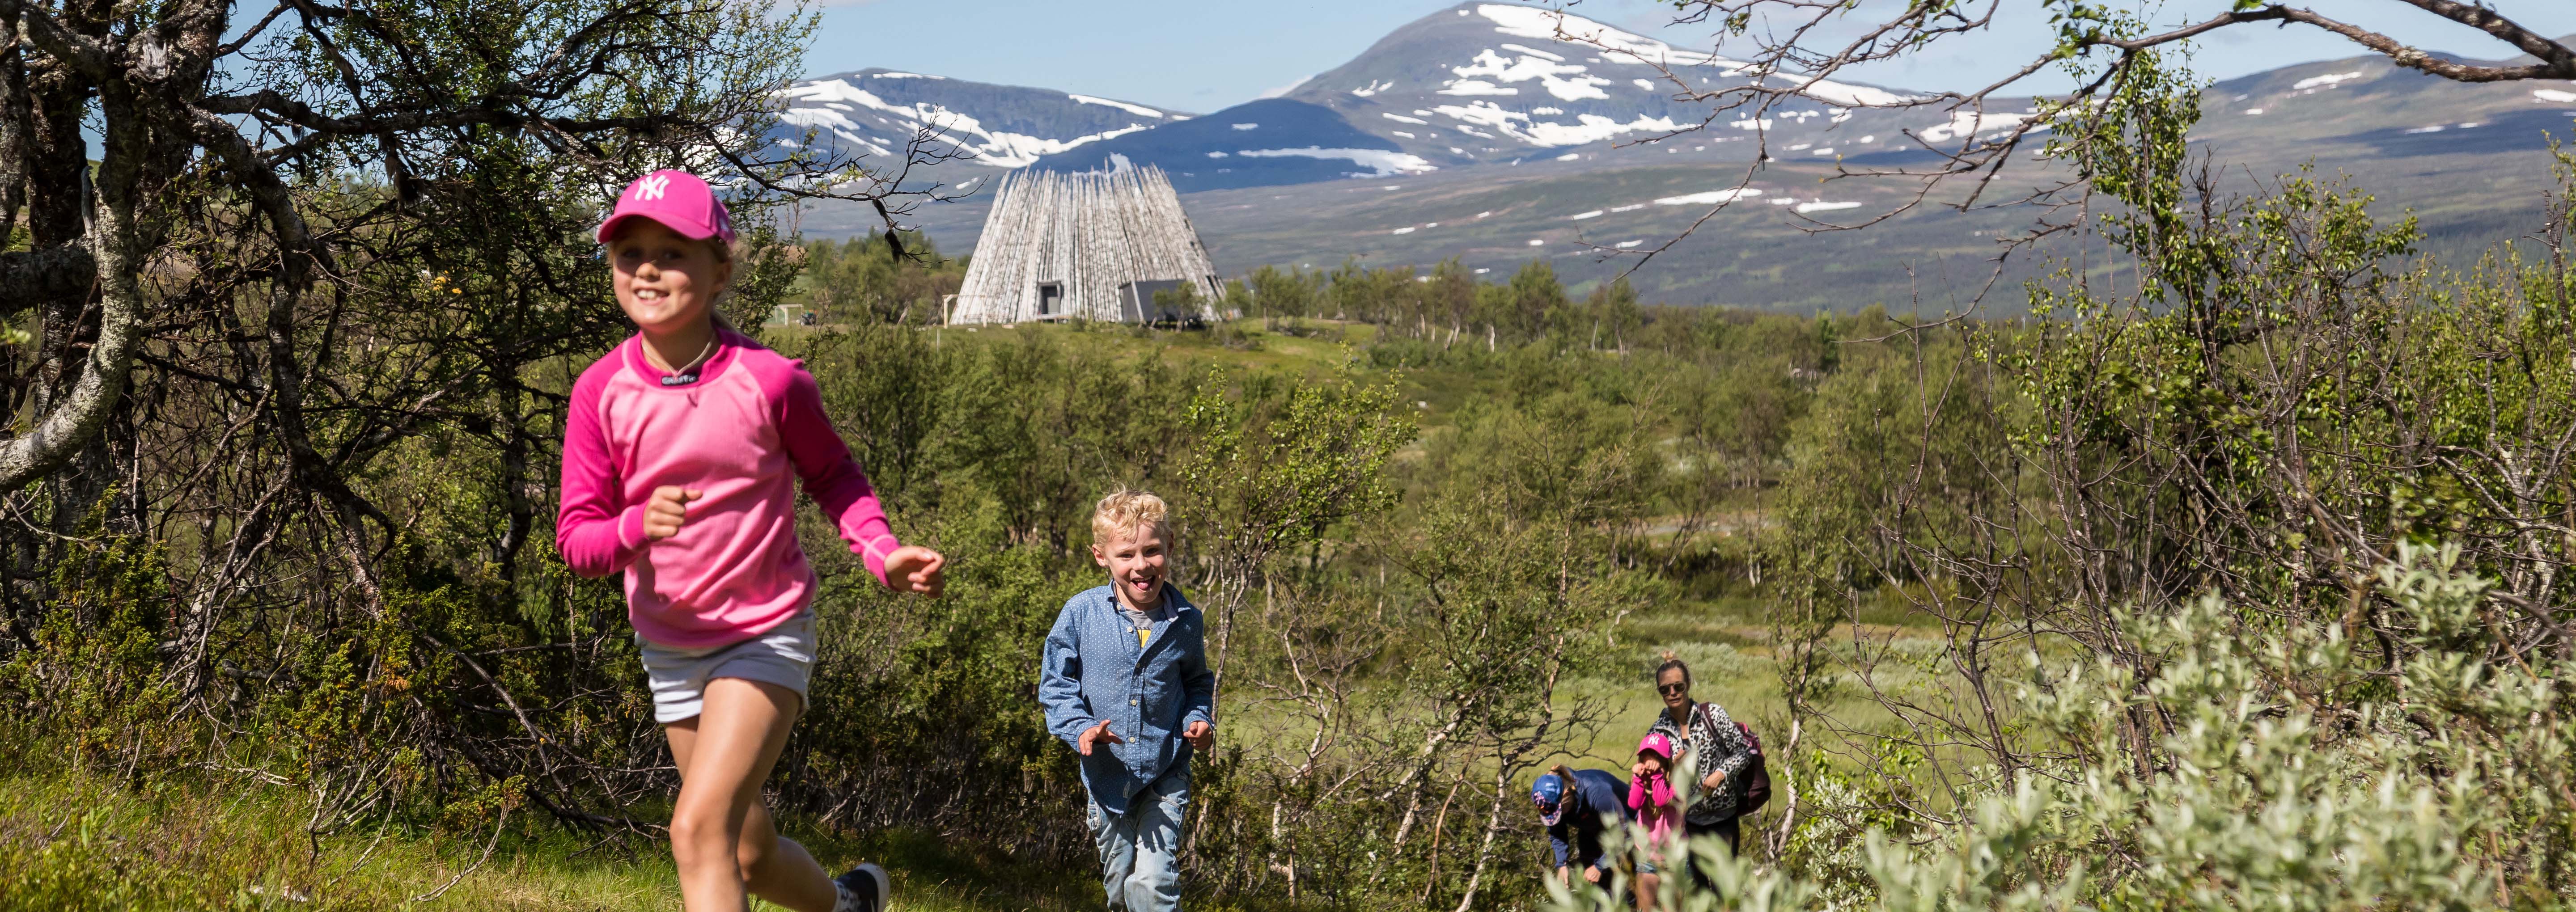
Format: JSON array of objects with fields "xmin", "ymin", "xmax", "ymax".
[{"xmin": 650, "ymin": 333, "xmax": 717, "ymax": 387}]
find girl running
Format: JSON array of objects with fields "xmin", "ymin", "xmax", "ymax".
[{"xmin": 558, "ymin": 169, "xmax": 945, "ymax": 912}]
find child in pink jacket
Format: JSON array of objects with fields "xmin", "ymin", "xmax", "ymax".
[
  {"xmin": 1628, "ymin": 731, "xmax": 1683, "ymax": 912},
  {"xmin": 557, "ymin": 170, "xmax": 944, "ymax": 912}
]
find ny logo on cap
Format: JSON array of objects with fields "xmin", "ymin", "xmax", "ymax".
[{"xmin": 636, "ymin": 174, "xmax": 671, "ymax": 201}]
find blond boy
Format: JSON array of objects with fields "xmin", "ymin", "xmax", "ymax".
[{"xmin": 1037, "ymin": 490, "xmax": 1216, "ymax": 912}]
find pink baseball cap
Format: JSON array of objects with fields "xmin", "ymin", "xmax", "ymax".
[
  {"xmin": 1637, "ymin": 731, "xmax": 1675, "ymax": 760},
  {"xmin": 595, "ymin": 169, "xmax": 735, "ymax": 246}
]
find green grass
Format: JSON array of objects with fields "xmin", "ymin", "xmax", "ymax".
[
  {"xmin": 0, "ymin": 583, "xmax": 1955, "ymax": 911},
  {"xmin": 1558, "ymin": 590, "xmax": 1946, "ymax": 775},
  {"xmin": 0, "ymin": 765, "xmax": 1106, "ymax": 911}
]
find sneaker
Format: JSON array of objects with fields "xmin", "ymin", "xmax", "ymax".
[{"xmin": 832, "ymin": 862, "xmax": 889, "ymax": 912}]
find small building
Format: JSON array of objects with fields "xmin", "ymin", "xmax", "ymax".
[{"xmin": 948, "ymin": 166, "xmax": 1222, "ymax": 325}]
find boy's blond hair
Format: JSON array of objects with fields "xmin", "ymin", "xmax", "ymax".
[{"xmin": 1090, "ymin": 487, "xmax": 1171, "ymax": 548}]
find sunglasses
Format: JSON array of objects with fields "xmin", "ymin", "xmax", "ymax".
[{"xmin": 1657, "ymin": 682, "xmax": 1689, "ymax": 695}]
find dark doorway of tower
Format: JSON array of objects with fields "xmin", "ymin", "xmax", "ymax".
[
  {"xmin": 1037, "ymin": 282, "xmax": 1063, "ymax": 317},
  {"xmin": 1118, "ymin": 279, "xmax": 1210, "ymax": 330}
]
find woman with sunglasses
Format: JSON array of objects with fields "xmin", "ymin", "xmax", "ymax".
[{"xmin": 1640, "ymin": 651, "xmax": 1754, "ymax": 884}]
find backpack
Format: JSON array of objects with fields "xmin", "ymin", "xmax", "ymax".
[{"xmin": 1730, "ymin": 718, "xmax": 1771, "ymax": 815}]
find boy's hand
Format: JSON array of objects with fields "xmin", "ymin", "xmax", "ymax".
[
  {"xmin": 1183, "ymin": 720, "xmax": 1214, "ymax": 752},
  {"xmin": 1077, "ymin": 719, "xmax": 1124, "ymax": 756},
  {"xmin": 883, "ymin": 545, "xmax": 945, "ymax": 597},
  {"xmin": 642, "ymin": 486, "xmax": 700, "ymax": 540}
]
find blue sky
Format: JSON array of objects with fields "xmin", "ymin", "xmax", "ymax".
[{"xmin": 802, "ymin": 0, "xmax": 2576, "ymax": 113}]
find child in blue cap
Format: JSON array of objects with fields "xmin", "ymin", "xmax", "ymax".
[{"xmin": 1534, "ymin": 763, "xmax": 1631, "ymax": 890}]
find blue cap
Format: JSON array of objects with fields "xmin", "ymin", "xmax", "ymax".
[{"xmin": 1532, "ymin": 773, "xmax": 1567, "ymax": 825}]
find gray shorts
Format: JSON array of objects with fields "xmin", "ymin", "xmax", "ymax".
[{"xmin": 637, "ymin": 611, "xmax": 816, "ymax": 724}]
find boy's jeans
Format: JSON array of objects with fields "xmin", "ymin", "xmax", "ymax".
[{"xmin": 1089, "ymin": 767, "xmax": 1189, "ymax": 911}]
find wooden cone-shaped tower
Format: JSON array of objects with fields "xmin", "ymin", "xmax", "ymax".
[{"xmin": 949, "ymin": 165, "xmax": 1221, "ymax": 325}]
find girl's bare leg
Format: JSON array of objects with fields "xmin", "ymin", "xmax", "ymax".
[
  {"xmin": 1635, "ymin": 870, "xmax": 1661, "ymax": 912},
  {"xmin": 665, "ymin": 678, "xmax": 838, "ymax": 912}
]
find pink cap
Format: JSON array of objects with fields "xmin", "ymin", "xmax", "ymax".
[
  {"xmin": 1637, "ymin": 731, "xmax": 1675, "ymax": 760},
  {"xmin": 595, "ymin": 170, "xmax": 735, "ymax": 246}
]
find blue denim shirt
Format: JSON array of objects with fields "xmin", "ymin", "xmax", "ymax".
[{"xmin": 1038, "ymin": 583, "xmax": 1216, "ymax": 815}]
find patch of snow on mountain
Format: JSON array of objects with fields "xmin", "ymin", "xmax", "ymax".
[
  {"xmin": 1352, "ymin": 79, "xmax": 1396, "ymax": 97},
  {"xmin": 1555, "ymin": 152, "xmax": 1581, "ymax": 161},
  {"xmin": 1533, "ymin": 106, "xmax": 1564, "ymax": 115},
  {"xmin": 1540, "ymin": 113, "xmax": 1686, "ymax": 145},
  {"xmin": 1451, "ymin": 49, "xmax": 1610, "ymax": 101},
  {"xmin": 1391, "ymin": 227, "xmax": 1417, "ymax": 234},
  {"xmin": 1767, "ymin": 197, "xmax": 1795, "ymax": 205},
  {"xmin": 1615, "ymin": 240, "xmax": 1644, "ymax": 249},
  {"xmin": 1657, "ymin": 188, "xmax": 1761, "ymax": 205},
  {"xmin": 1500, "ymin": 42, "xmax": 1566, "ymax": 62},
  {"xmin": 2535, "ymin": 89, "xmax": 2576, "ymax": 103},
  {"xmin": 2403, "ymin": 125, "xmax": 2443, "ymax": 134},
  {"xmin": 1478, "ymin": 4, "xmax": 1708, "ymax": 66},
  {"xmin": 1528, "ymin": 239, "xmax": 1545, "ymax": 245},
  {"xmin": 1439, "ymin": 80, "xmax": 1520, "ymax": 97},
  {"xmin": 1233, "ymin": 123, "xmax": 1261, "ymax": 130},
  {"xmin": 780, "ymin": 106, "xmax": 862, "ymax": 134},
  {"xmin": 1436, "ymin": 101, "xmax": 1527, "ymax": 130},
  {"xmin": 1813, "ymin": 148, "xmax": 1835, "ymax": 156},
  {"xmin": 1430, "ymin": 101, "xmax": 1686, "ymax": 147},
  {"xmin": 1207, "ymin": 151, "xmax": 1229, "ymax": 158},
  {"xmin": 1776, "ymin": 74, "xmax": 1915, "ymax": 108},
  {"xmin": 1068, "ymin": 94, "xmax": 1166, "ymax": 118},
  {"xmin": 1919, "ymin": 111, "xmax": 2030, "ymax": 143},
  {"xmin": 784, "ymin": 78, "xmax": 1150, "ymax": 167},
  {"xmin": 1233, "ymin": 147, "xmax": 1438, "ymax": 177},
  {"xmin": 1570, "ymin": 210, "xmax": 1604, "ymax": 219},
  {"xmin": 1610, "ymin": 204, "xmax": 1644, "ymax": 213},
  {"xmin": 1393, "ymin": 131, "xmax": 1417, "ymax": 138},
  {"xmin": 1634, "ymin": 79, "xmax": 1657, "ymax": 91},
  {"xmin": 2243, "ymin": 108, "xmax": 2264, "ymax": 115},
  {"xmin": 1795, "ymin": 201, "xmax": 1863, "ymax": 213},
  {"xmin": 1383, "ymin": 113, "xmax": 1430, "ymax": 125},
  {"xmin": 2292, "ymin": 71, "xmax": 2364, "ymax": 91},
  {"xmin": 1473, "ymin": 4, "xmax": 1914, "ymax": 107}
]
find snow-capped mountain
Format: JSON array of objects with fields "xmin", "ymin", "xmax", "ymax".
[
  {"xmin": 789, "ymin": 8, "xmax": 2576, "ymax": 309},
  {"xmin": 1283, "ymin": 4, "xmax": 1920, "ymax": 158},
  {"xmin": 1029, "ymin": 2, "xmax": 1985, "ymax": 190},
  {"xmin": 777, "ymin": 68, "xmax": 1192, "ymax": 169}
]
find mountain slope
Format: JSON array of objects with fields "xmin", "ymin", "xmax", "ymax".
[
  {"xmin": 1026, "ymin": 98, "xmax": 1432, "ymax": 190},
  {"xmin": 1025, "ymin": 2, "xmax": 1970, "ymax": 191},
  {"xmin": 778, "ymin": 68, "xmax": 1192, "ymax": 169},
  {"xmin": 790, "ymin": 16, "xmax": 2576, "ymax": 310}
]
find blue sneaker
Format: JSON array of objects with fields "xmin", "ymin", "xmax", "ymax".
[{"xmin": 832, "ymin": 863, "xmax": 888, "ymax": 912}]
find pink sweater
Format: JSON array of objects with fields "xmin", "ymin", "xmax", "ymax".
[{"xmin": 556, "ymin": 328, "xmax": 900, "ymax": 648}]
